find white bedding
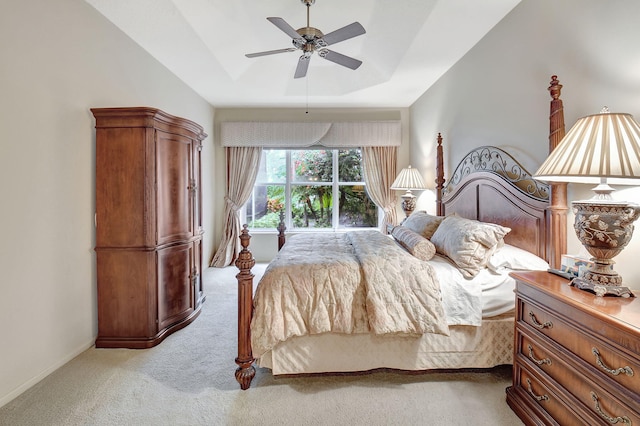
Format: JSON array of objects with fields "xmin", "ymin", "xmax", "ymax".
[
  {"xmin": 252, "ymin": 235, "xmax": 546, "ymax": 375},
  {"xmin": 428, "ymin": 254, "xmax": 517, "ymax": 320},
  {"xmin": 250, "ymin": 231, "xmax": 452, "ymax": 359},
  {"xmin": 256, "ymin": 257, "xmax": 519, "ymax": 375}
]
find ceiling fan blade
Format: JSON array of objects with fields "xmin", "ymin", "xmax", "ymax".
[
  {"xmin": 318, "ymin": 49, "xmax": 362, "ymax": 70},
  {"xmin": 294, "ymin": 55, "xmax": 311, "ymax": 79},
  {"xmin": 245, "ymin": 48, "xmax": 297, "ymax": 58},
  {"xmin": 319, "ymin": 22, "xmax": 366, "ymax": 46},
  {"xmin": 267, "ymin": 17, "xmax": 304, "ymax": 41}
]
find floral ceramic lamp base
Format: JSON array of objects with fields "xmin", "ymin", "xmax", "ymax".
[
  {"xmin": 400, "ymin": 192, "xmax": 417, "ymax": 218},
  {"xmin": 571, "ymin": 201, "xmax": 640, "ymax": 298}
]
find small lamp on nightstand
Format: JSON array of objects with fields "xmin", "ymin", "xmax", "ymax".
[
  {"xmin": 534, "ymin": 107, "xmax": 640, "ymax": 297},
  {"xmin": 391, "ymin": 165, "xmax": 427, "ymax": 218}
]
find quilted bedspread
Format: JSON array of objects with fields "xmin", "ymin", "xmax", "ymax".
[{"xmin": 250, "ymin": 230, "xmax": 450, "ymax": 358}]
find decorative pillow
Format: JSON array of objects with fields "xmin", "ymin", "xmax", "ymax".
[
  {"xmin": 401, "ymin": 211, "xmax": 445, "ymax": 239},
  {"xmin": 391, "ymin": 226, "xmax": 436, "ymax": 261},
  {"xmin": 487, "ymin": 244, "xmax": 549, "ymax": 273},
  {"xmin": 429, "ymin": 215, "xmax": 511, "ymax": 278}
]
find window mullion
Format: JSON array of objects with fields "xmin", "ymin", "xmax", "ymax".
[
  {"xmin": 286, "ymin": 150, "xmax": 291, "ymax": 229},
  {"xmin": 333, "ymin": 149, "xmax": 339, "ymax": 230}
]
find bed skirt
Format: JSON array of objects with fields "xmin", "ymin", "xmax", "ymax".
[{"xmin": 257, "ymin": 312, "xmax": 514, "ymax": 375}]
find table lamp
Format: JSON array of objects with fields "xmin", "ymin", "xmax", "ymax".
[
  {"xmin": 391, "ymin": 165, "xmax": 427, "ymax": 218},
  {"xmin": 534, "ymin": 107, "xmax": 640, "ymax": 297}
]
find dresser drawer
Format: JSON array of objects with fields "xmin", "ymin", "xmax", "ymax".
[
  {"xmin": 517, "ymin": 329, "xmax": 640, "ymax": 422},
  {"xmin": 513, "ymin": 362, "xmax": 588, "ymax": 426},
  {"xmin": 518, "ymin": 298, "xmax": 640, "ymax": 396}
]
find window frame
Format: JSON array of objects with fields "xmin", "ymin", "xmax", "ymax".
[{"xmin": 241, "ymin": 148, "xmax": 381, "ymax": 232}]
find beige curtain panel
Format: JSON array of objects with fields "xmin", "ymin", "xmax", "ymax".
[
  {"xmin": 362, "ymin": 146, "xmax": 398, "ymax": 232},
  {"xmin": 211, "ymin": 146, "xmax": 263, "ymax": 267}
]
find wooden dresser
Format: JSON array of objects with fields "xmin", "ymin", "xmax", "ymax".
[
  {"xmin": 507, "ymin": 271, "xmax": 640, "ymax": 425},
  {"xmin": 92, "ymin": 107, "xmax": 206, "ymax": 349}
]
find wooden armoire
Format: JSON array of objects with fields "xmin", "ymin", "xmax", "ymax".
[{"xmin": 92, "ymin": 107, "xmax": 206, "ymax": 348}]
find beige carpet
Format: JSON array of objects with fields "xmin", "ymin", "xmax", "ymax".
[{"xmin": 0, "ymin": 264, "xmax": 524, "ymax": 425}]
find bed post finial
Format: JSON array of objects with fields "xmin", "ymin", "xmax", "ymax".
[
  {"xmin": 549, "ymin": 75, "xmax": 561, "ymax": 97},
  {"xmin": 548, "ymin": 75, "xmax": 565, "ymax": 153},
  {"xmin": 235, "ymin": 224, "xmax": 256, "ymax": 390},
  {"xmin": 435, "ymin": 133, "xmax": 445, "ymax": 216},
  {"xmin": 546, "ymin": 75, "xmax": 568, "ymax": 269}
]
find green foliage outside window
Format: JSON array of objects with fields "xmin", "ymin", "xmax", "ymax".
[{"xmin": 247, "ymin": 148, "xmax": 377, "ymax": 229}]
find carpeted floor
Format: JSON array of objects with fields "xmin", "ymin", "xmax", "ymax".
[{"xmin": 0, "ymin": 264, "xmax": 524, "ymax": 425}]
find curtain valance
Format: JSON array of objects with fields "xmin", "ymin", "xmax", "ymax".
[{"xmin": 221, "ymin": 121, "xmax": 401, "ymax": 147}]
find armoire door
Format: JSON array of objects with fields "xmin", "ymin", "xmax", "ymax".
[
  {"xmin": 156, "ymin": 130, "xmax": 193, "ymax": 246},
  {"xmin": 157, "ymin": 243, "xmax": 193, "ymax": 330}
]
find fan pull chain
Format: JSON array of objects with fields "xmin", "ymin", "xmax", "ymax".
[{"xmin": 305, "ymin": 76, "xmax": 309, "ymax": 114}]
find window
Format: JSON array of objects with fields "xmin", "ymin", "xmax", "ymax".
[{"xmin": 243, "ymin": 148, "xmax": 379, "ymax": 231}]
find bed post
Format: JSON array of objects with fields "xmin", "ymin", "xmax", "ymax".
[
  {"xmin": 435, "ymin": 133, "xmax": 445, "ymax": 216},
  {"xmin": 277, "ymin": 210, "xmax": 286, "ymax": 251},
  {"xmin": 235, "ymin": 224, "xmax": 255, "ymax": 390},
  {"xmin": 546, "ymin": 76, "xmax": 568, "ymax": 269}
]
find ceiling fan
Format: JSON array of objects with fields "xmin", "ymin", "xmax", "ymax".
[{"xmin": 245, "ymin": 0, "xmax": 366, "ymax": 79}]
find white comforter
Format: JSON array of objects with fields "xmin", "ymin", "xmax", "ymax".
[{"xmin": 250, "ymin": 230, "xmax": 451, "ymax": 359}]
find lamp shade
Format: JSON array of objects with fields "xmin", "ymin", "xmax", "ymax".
[
  {"xmin": 391, "ymin": 165, "xmax": 426, "ymax": 190},
  {"xmin": 534, "ymin": 110, "xmax": 640, "ymax": 185}
]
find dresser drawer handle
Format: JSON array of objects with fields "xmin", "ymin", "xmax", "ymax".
[
  {"xmin": 593, "ymin": 348, "xmax": 634, "ymax": 377},
  {"xmin": 591, "ymin": 391, "xmax": 632, "ymax": 425},
  {"xmin": 528, "ymin": 345, "xmax": 552, "ymax": 366},
  {"xmin": 529, "ymin": 311, "xmax": 553, "ymax": 329},
  {"xmin": 526, "ymin": 378, "xmax": 549, "ymax": 402}
]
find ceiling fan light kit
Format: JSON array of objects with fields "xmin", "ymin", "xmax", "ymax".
[{"xmin": 245, "ymin": 0, "xmax": 366, "ymax": 79}]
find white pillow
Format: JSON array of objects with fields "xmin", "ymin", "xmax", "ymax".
[
  {"xmin": 401, "ymin": 211, "xmax": 445, "ymax": 239},
  {"xmin": 487, "ymin": 244, "xmax": 550, "ymax": 273},
  {"xmin": 430, "ymin": 215, "xmax": 511, "ymax": 279}
]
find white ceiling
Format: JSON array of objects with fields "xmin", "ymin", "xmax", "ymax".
[{"xmin": 85, "ymin": 0, "xmax": 521, "ymax": 108}]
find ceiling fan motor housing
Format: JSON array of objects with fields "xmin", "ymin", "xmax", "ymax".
[{"xmin": 294, "ymin": 27, "xmax": 326, "ymax": 52}]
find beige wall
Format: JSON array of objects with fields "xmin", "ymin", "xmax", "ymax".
[
  {"xmin": 211, "ymin": 108, "xmax": 410, "ymax": 262},
  {"xmin": 0, "ymin": 0, "xmax": 215, "ymax": 407},
  {"xmin": 409, "ymin": 0, "xmax": 640, "ymax": 284}
]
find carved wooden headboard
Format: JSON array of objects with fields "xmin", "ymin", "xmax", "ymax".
[
  {"xmin": 437, "ymin": 144, "xmax": 551, "ymax": 260},
  {"xmin": 434, "ymin": 75, "xmax": 568, "ymax": 265}
]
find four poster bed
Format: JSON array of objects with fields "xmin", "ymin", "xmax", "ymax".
[{"xmin": 233, "ymin": 76, "xmax": 569, "ymax": 390}]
